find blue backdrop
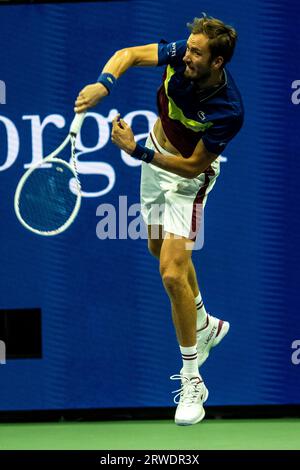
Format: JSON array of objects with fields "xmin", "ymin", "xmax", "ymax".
[{"xmin": 0, "ymin": 0, "xmax": 300, "ymax": 410}]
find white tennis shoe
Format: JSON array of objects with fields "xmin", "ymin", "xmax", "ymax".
[
  {"xmin": 197, "ymin": 314, "xmax": 230, "ymax": 367},
  {"xmin": 171, "ymin": 374, "xmax": 209, "ymax": 426}
]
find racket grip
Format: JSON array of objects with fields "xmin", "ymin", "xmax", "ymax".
[{"xmin": 70, "ymin": 112, "xmax": 86, "ymax": 136}]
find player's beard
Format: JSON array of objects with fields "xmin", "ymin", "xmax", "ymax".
[
  {"xmin": 184, "ymin": 65, "xmax": 212, "ymax": 82},
  {"xmin": 184, "ymin": 61, "xmax": 213, "ymax": 85}
]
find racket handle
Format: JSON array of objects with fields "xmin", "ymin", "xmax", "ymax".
[{"xmin": 70, "ymin": 112, "xmax": 86, "ymax": 136}]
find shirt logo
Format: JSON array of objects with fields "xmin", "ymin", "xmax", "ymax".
[
  {"xmin": 170, "ymin": 42, "xmax": 176, "ymax": 57},
  {"xmin": 197, "ymin": 111, "xmax": 206, "ymax": 121}
]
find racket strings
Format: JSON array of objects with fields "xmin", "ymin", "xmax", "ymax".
[
  {"xmin": 18, "ymin": 163, "xmax": 79, "ymax": 233},
  {"xmin": 15, "ymin": 130, "xmax": 82, "ymax": 235}
]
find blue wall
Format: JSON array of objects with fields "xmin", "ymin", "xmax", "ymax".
[{"xmin": 0, "ymin": 0, "xmax": 300, "ymax": 410}]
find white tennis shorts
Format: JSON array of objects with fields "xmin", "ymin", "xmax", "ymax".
[{"xmin": 140, "ymin": 131, "xmax": 220, "ymax": 241}]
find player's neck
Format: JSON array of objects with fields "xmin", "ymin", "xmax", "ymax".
[{"xmin": 195, "ymin": 69, "xmax": 224, "ymax": 91}]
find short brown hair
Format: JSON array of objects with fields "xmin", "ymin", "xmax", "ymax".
[{"xmin": 187, "ymin": 15, "xmax": 237, "ymax": 66}]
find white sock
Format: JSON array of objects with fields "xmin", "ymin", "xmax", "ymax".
[
  {"xmin": 195, "ymin": 291, "xmax": 208, "ymax": 331},
  {"xmin": 180, "ymin": 344, "xmax": 199, "ymax": 377}
]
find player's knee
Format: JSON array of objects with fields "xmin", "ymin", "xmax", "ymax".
[
  {"xmin": 160, "ymin": 261, "xmax": 185, "ymax": 293},
  {"xmin": 161, "ymin": 270, "xmax": 184, "ymax": 294}
]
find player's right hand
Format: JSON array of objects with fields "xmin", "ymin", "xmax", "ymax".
[{"xmin": 74, "ymin": 83, "xmax": 109, "ymax": 113}]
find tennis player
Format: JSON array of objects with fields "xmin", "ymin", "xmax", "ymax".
[{"xmin": 75, "ymin": 14, "xmax": 244, "ymax": 425}]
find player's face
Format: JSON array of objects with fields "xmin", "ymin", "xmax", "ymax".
[{"xmin": 183, "ymin": 34, "xmax": 214, "ymax": 81}]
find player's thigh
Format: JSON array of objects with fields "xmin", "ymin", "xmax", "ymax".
[
  {"xmin": 159, "ymin": 232, "xmax": 193, "ymax": 278},
  {"xmin": 147, "ymin": 224, "xmax": 164, "ymax": 258}
]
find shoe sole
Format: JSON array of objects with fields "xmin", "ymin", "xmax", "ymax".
[
  {"xmin": 175, "ymin": 388, "xmax": 209, "ymax": 426},
  {"xmin": 198, "ymin": 321, "xmax": 230, "ymax": 367}
]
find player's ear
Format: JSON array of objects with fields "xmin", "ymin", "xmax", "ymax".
[{"xmin": 212, "ymin": 56, "xmax": 224, "ymax": 70}]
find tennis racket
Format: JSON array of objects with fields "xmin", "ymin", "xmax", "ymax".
[{"xmin": 14, "ymin": 112, "xmax": 86, "ymax": 236}]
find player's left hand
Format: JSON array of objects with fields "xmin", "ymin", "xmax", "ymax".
[{"xmin": 111, "ymin": 115, "xmax": 136, "ymax": 155}]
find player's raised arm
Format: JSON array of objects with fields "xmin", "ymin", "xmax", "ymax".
[{"xmin": 74, "ymin": 44, "xmax": 159, "ymax": 113}]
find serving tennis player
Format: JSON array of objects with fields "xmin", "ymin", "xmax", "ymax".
[{"xmin": 75, "ymin": 14, "xmax": 244, "ymax": 425}]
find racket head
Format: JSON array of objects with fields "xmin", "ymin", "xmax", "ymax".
[{"xmin": 14, "ymin": 157, "xmax": 81, "ymax": 236}]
